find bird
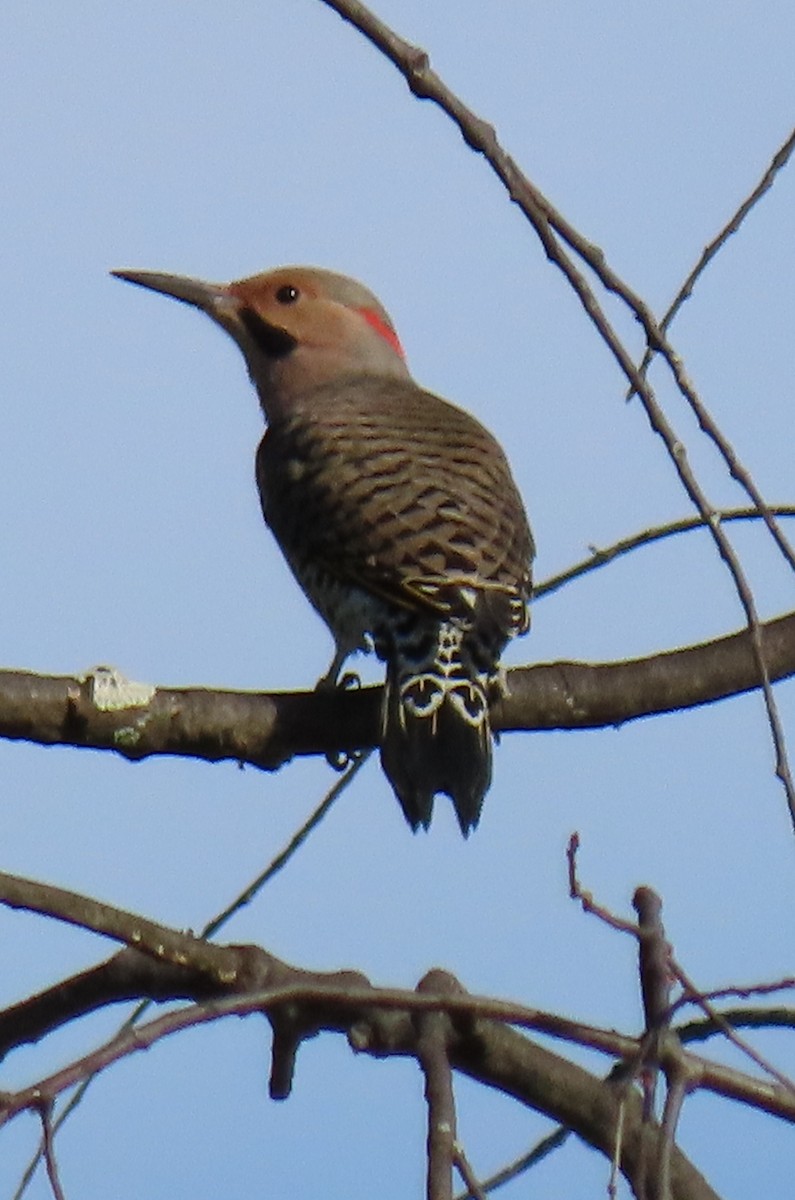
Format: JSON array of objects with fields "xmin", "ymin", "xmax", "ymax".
[{"xmin": 112, "ymin": 264, "xmax": 534, "ymax": 834}]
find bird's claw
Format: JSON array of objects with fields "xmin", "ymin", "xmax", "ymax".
[
  {"xmin": 326, "ymin": 749, "xmax": 350, "ymax": 772},
  {"xmin": 315, "ymin": 668, "xmax": 361, "ymax": 693},
  {"xmin": 325, "ymin": 747, "xmax": 364, "ymax": 773}
]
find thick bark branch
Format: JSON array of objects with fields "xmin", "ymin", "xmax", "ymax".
[
  {"xmin": 0, "ymin": 929, "xmax": 721, "ymax": 1200},
  {"xmin": 2, "ymin": 873, "xmax": 791, "ymax": 1128},
  {"xmin": 0, "ymin": 612, "xmax": 792, "ymax": 770}
]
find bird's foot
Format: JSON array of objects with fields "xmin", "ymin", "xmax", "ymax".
[
  {"xmin": 316, "ymin": 657, "xmax": 362, "ymax": 769},
  {"xmin": 315, "ymin": 668, "xmax": 361, "ymax": 693}
]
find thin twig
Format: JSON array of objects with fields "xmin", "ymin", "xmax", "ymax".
[
  {"xmin": 534, "ymin": 507, "xmax": 795, "ymax": 600},
  {"xmin": 659, "ymin": 1067, "xmax": 690, "ymax": 1200},
  {"xmin": 672, "ymin": 962, "xmax": 795, "ymax": 1098},
  {"xmin": 677, "ymin": 1005, "xmax": 795, "ymax": 1044},
  {"xmin": 567, "ymin": 833, "xmax": 638, "ymax": 937},
  {"xmin": 39, "ymin": 1105, "xmax": 66, "ymax": 1200},
  {"xmin": 452, "ymin": 1146, "xmax": 489, "ymax": 1200},
  {"xmin": 672, "ymin": 976, "xmax": 795, "ymax": 1012},
  {"xmin": 608, "ymin": 1096, "xmax": 625, "ymax": 1199},
  {"xmin": 628, "ymin": 127, "xmax": 795, "ymax": 574},
  {"xmin": 633, "ymin": 126, "xmax": 795, "ymax": 377},
  {"xmin": 203, "ymin": 752, "xmax": 370, "ymax": 938},
  {"xmin": 453, "ymin": 1126, "xmax": 570, "ymax": 1199}
]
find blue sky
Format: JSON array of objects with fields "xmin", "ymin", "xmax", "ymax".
[{"xmin": 1, "ymin": 3, "xmax": 794, "ymax": 1196}]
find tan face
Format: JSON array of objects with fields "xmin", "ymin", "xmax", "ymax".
[{"xmin": 227, "ymin": 267, "xmax": 404, "ymax": 361}]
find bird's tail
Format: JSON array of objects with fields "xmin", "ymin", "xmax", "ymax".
[{"xmin": 379, "ymin": 622, "xmax": 493, "ymax": 835}]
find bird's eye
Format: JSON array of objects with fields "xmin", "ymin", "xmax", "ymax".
[{"xmin": 275, "ymin": 284, "xmax": 300, "ymax": 305}]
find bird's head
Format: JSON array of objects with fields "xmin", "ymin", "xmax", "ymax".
[{"xmin": 112, "ymin": 265, "xmax": 411, "ymax": 420}]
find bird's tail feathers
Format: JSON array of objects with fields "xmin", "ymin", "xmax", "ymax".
[{"xmin": 379, "ymin": 624, "xmax": 493, "ymax": 834}]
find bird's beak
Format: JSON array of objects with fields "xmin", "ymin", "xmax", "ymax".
[
  {"xmin": 113, "ymin": 268, "xmax": 298, "ymax": 360},
  {"xmin": 111, "ymin": 269, "xmax": 241, "ymax": 323}
]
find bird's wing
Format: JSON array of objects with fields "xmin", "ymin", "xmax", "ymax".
[{"xmin": 257, "ymin": 378, "xmax": 533, "ymax": 632}]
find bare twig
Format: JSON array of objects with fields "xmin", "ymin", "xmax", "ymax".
[
  {"xmin": 672, "ymin": 963, "xmax": 795, "ymax": 1098},
  {"xmin": 202, "ymin": 751, "xmax": 371, "ymax": 938},
  {"xmin": 673, "ymin": 977, "xmax": 795, "ymax": 1011},
  {"xmin": 633, "ymin": 126, "xmax": 795, "ymax": 378},
  {"xmin": 659, "ymin": 1063, "xmax": 690, "ymax": 1200},
  {"xmin": 39, "ymin": 1104, "xmax": 66, "ymax": 1200},
  {"xmin": 677, "ymin": 1005, "xmax": 795, "ymax": 1044},
  {"xmin": 454, "ymin": 1126, "xmax": 570, "ymax": 1199},
  {"xmin": 452, "ymin": 1147, "xmax": 488, "ymax": 1200},
  {"xmin": 535, "ymin": 507, "xmax": 795, "ymax": 600},
  {"xmin": 608, "ymin": 1096, "xmax": 625, "ymax": 1199},
  {"xmin": 567, "ymin": 833, "xmax": 638, "ymax": 936}
]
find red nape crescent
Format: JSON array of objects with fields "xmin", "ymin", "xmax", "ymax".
[{"xmin": 357, "ymin": 307, "xmax": 405, "ymax": 359}]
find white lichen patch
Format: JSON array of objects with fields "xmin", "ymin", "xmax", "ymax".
[{"xmin": 82, "ymin": 665, "xmax": 156, "ymax": 711}]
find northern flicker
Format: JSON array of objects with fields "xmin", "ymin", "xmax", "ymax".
[{"xmin": 112, "ymin": 265, "xmax": 534, "ymax": 833}]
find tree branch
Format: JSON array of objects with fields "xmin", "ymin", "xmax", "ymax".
[
  {"xmin": 0, "ymin": 612, "xmax": 792, "ymax": 769},
  {"xmin": 2, "ymin": 876, "xmax": 791, "ymax": 1125},
  {"xmin": 0, "ymin": 939, "xmax": 723, "ymax": 1200}
]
